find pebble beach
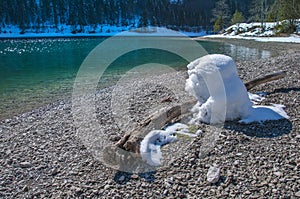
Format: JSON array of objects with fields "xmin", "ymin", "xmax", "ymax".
[{"xmin": 0, "ymin": 39, "xmax": 300, "ymax": 198}]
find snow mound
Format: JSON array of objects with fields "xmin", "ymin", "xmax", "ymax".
[
  {"xmin": 186, "ymin": 54, "xmax": 252, "ymax": 124},
  {"xmin": 185, "ymin": 54, "xmax": 289, "ymax": 124}
]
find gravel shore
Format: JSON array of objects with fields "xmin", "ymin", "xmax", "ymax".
[{"xmin": 1, "ymin": 40, "xmax": 299, "ymax": 198}]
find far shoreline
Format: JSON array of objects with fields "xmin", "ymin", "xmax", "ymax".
[
  {"xmin": 194, "ymin": 36, "xmax": 300, "ymax": 56},
  {"xmin": 194, "ymin": 34, "xmax": 300, "ymax": 43},
  {"xmin": 1, "ymin": 29, "xmax": 300, "ymax": 45}
]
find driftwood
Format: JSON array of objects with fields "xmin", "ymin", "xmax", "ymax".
[
  {"xmin": 103, "ymin": 71, "xmax": 286, "ymax": 170},
  {"xmin": 245, "ymin": 71, "xmax": 287, "ymax": 91},
  {"xmin": 102, "ymin": 100, "xmax": 197, "ymax": 172},
  {"xmin": 116, "ymin": 100, "xmax": 197, "ymax": 153}
]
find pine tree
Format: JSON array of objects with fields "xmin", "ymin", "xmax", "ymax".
[
  {"xmin": 277, "ymin": 0, "xmax": 300, "ymax": 32},
  {"xmin": 211, "ymin": 0, "xmax": 231, "ymax": 30},
  {"xmin": 231, "ymin": 10, "xmax": 245, "ymax": 26},
  {"xmin": 267, "ymin": 0, "xmax": 300, "ymax": 33},
  {"xmin": 0, "ymin": 0, "xmax": 8, "ymax": 26},
  {"xmin": 95, "ymin": 0, "xmax": 105, "ymax": 24},
  {"xmin": 250, "ymin": 0, "xmax": 273, "ymax": 31},
  {"xmin": 268, "ymin": 0, "xmax": 281, "ymax": 22},
  {"xmin": 280, "ymin": 0, "xmax": 300, "ymax": 21},
  {"xmin": 213, "ymin": 14, "xmax": 223, "ymax": 32},
  {"xmin": 138, "ymin": 9, "xmax": 148, "ymax": 28}
]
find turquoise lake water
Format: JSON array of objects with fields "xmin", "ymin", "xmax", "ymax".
[{"xmin": 0, "ymin": 37, "xmax": 273, "ymax": 119}]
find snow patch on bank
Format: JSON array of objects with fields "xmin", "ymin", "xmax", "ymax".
[
  {"xmin": 223, "ymin": 20, "xmax": 300, "ymax": 37},
  {"xmin": 203, "ymin": 20, "xmax": 300, "ymax": 43},
  {"xmin": 204, "ymin": 34, "xmax": 300, "ymax": 43},
  {"xmin": 240, "ymin": 104, "xmax": 289, "ymax": 124}
]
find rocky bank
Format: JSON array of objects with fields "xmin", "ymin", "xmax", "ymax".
[{"xmin": 0, "ymin": 41, "xmax": 299, "ymax": 198}]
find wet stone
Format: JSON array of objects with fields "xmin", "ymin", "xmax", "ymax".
[
  {"xmin": 207, "ymin": 164, "xmax": 221, "ymax": 184},
  {"xmin": 19, "ymin": 162, "xmax": 32, "ymax": 168}
]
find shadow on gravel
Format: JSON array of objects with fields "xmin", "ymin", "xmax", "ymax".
[
  {"xmin": 224, "ymin": 119, "xmax": 292, "ymax": 138},
  {"xmin": 271, "ymin": 87, "xmax": 300, "ymax": 94},
  {"xmin": 113, "ymin": 171, "xmax": 156, "ymax": 184}
]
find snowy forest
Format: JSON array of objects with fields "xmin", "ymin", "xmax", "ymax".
[{"xmin": 0, "ymin": 0, "xmax": 299, "ymax": 34}]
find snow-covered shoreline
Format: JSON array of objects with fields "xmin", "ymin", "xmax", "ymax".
[
  {"xmin": 2, "ymin": 30, "xmax": 300, "ymax": 43},
  {"xmin": 200, "ymin": 20, "xmax": 300, "ymax": 43},
  {"xmin": 203, "ymin": 34, "xmax": 300, "ymax": 43},
  {"xmin": 4, "ymin": 32, "xmax": 299, "ymax": 43},
  {"xmin": 2, "ymin": 23, "xmax": 300, "ymax": 43}
]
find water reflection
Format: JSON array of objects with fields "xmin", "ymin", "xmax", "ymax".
[
  {"xmin": 198, "ymin": 40, "xmax": 273, "ymax": 61},
  {"xmin": 228, "ymin": 44, "xmax": 271, "ymax": 60}
]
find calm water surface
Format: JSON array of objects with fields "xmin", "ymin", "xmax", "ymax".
[{"xmin": 0, "ymin": 37, "xmax": 273, "ymax": 119}]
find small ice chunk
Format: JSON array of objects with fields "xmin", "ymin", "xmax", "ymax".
[
  {"xmin": 164, "ymin": 123, "xmax": 189, "ymax": 134},
  {"xmin": 248, "ymin": 92, "xmax": 265, "ymax": 103},
  {"xmin": 140, "ymin": 123, "xmax": 200, "ymax": 166},
  {"xmin": 140, "ymin": 130, "xmax": 177, "ymax": 166},
  {"xmin": 195, "ymin": 129, "xmax": 203, "ymax": 136}
]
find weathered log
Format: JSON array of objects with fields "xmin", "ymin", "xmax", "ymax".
[
  {"xmin": 245, "ymin": 71, "xmax": 286, "ymax": 91},
  {"xmin": 115, "ymin": 71, "xmax": 287, "ymax": 154},
  {"xmin": 115, "ymin": 100, "xmax": 197, "ymax": 153}
]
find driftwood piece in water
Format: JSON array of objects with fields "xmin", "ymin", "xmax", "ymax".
[
  {"xmin": 245, "ymin": 71, "xmax": 286, "ymax": 91},
  {"xmin": 115, "ymin": 71, "xmax": 287, "ymax": 154}
]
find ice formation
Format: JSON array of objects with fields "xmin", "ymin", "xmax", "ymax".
[
  {"xmin": 185, "ymin": 54, "xmax": 289, "ymax": 124},
  {"xmin": 140, "ymin": 123, "xmax": 196, "ymax": 166},
  {"xmin": 140, "ymin": 129, "xmax": 176, "ymax": 166}
]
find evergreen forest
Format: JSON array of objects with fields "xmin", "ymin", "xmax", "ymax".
[{"xmin": 0, "ymin": 0, "xmax": 299, "ymax": 33}]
